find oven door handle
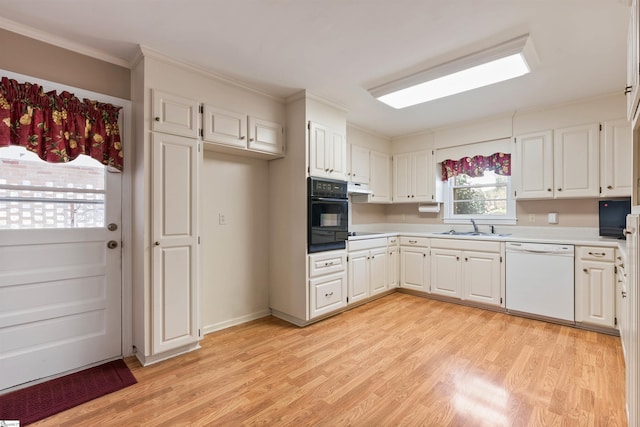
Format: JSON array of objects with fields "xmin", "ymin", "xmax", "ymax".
[{"xmin": 311, "ymin": 197, "xmax": 347, "ymax": 202}]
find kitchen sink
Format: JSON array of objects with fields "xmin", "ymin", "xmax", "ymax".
[{"xmin": 434, "ymin": 230, "xmax": 511, "ymax": 237}]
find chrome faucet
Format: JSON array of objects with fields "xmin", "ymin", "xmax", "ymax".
[{"xmin": 470, "ymin": 218, "xmax": 478, "ymax": 233}]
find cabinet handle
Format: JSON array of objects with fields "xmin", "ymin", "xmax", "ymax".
[
  {"xmin": 607, "ymin": 185, "xmax": 613, "ymax": 189},
  {"xmin": 325, "ymin": 292, "xmax": 334, "ymax": 297},
  {"xmin": 588, "ymin": 251, "xmax": 606, "ymax": 257},
  {"xmin": 625, "ymin": 229, "xmax": 633, "ymax": 235},
  {"xmin": 325, "ymin": 168, "xmax": 329, "ymax": 172},
  {"xmin": 240, "ymin": 136, "xmax": 246, "ymax": 140},
  {"xmin": 324, "ymin": 261, "xmax": 335, "ymax": 266},
  {"xmin": 154, "ymin": 117, "xmax": 160, "ymax": 122},
  {"xmin": 547, "ymin": 188, "xmax": 552, "ymax": 192},
  {"xmin": 154, "ymin": 241, "xmax": 160, "ymax": 246},
  {"xmin": 464, "ymin": 257, "xmax": 468, "ymax": 261},
  {"xmin": 367, "ymin": 256, "xmax": 371, "ymax": 260},
  {"xmin": 557, "ymin": 188, "xmax": 562, "ymax": 192},
  {"xmin": 353, "ymin": 173, "xmax": 356, "ymax": 177},
  {"xmin": 583, "ymin": 268, "xmax": 588, "ymax": 273},
  {"xmin": 249, "ymin": 138, "xmax": 255, "ymax": 142},
  {"xmin": 456, "ymin": 256, "xmax": 460, "ymax": 261},
  {"xmin": 409, "ymin": 240, "xmax": 417, "ymax": 244},
  {"xmin": 330, "ymin": 169, "xmax": 334, "ymax": 173},
  {"xmin": 622, "ymin": 291, "xmax": 627, "ymax": 298}
]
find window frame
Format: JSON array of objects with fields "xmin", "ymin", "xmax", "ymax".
[{"xmin": 443, "ymin": 171, "xmax": 517, "ymax": 225}]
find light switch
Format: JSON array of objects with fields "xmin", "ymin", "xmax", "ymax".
[
  {"xmin": 548, "ymin": 212, "xmax": 558, "ymax": 224},
  {"xmin": 219, "ymin": 213, "xmax": 227, "ymax": 225}
]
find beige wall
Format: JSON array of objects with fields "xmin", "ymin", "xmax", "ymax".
[
  {"xmin": 0, "ymin": 29, "xmax": 130, "ymax": 99},
  {"xmin": 516, "ymin": 199, "xmax": 598, "ymax": 227},
  {"xmin": 201, "ymin": 151, "xmax": 270, "ymax": 331}
]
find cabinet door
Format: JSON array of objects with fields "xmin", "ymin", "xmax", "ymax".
[
  {"xmin": 248, "ymin": 116, "xmax": 284, "ymax": 155},
  {"xmin": 309, "ymin": 121, "xmax": 329, "ymax": 177},
  {"xmin": 400, "ymin": 246, "xmax": 428, "ymax": 291},
  {"xmin": 388, "ymin": 246, "xmax": 399, "ymax": 288},
  {"xmin": 329, "ymin": 131, "xmax": 347, "ymax": 180},
  {"xmin": 430, "ymin": 248, "xmax": 461, "ymax": 298},
  {"xmin": 463, "ymin": 251, "xmax": 502, "ymax": 306},
  {"xmin": 628, "ymin": 0, "xmax": 640, "ymax": 121},
  {"xmin": 514, "ymin": 130, "xmax": 554, "ymax": 199},
  {"xmin": 393, "ymin": 153, "xmax": 412, "ymax": 202},
  {"xmin": 554, "ymin": 124, "xmax": 600, "ymax": 198},
  {"xmin": 601, "ymin": 119, "xmax": 632, "ymax": 197},
  {"xmin": 202, "ymin": 105, "xmax": 247, "ymax": 148},
  {"xmin": 413, "ymin": 150, "xmax": 435, "ymax": 202},
  {"xmin": 151, "ymin": 133, "xmax": 199, "ymax": 354},
  {"xmin": 348, "ymin": 250, "xmax": 370, "ymax": 303},
  {"xmin": 576, "ymin": 261, "xmax": 615, "ymax": 327},
  {"xmin": 370, "ymin": 151, "xmax": 391, "ymax": 203},
  {"xmin": 349, "ymin": 144, "xmax": 370, "ymax": 184},
  {"xmin": 152, "ymin": 90, "xmax": 199, "ymax": 138},
  {"xmin": 370, "ymin": 247, "xmax": 388, "ymax": 295},
  {"xmin": 310, "ymin": 271, "xmax": 347, "ymax": 318}
]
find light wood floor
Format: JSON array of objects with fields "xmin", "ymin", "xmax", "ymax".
[{"xmin": 32, "ymin": 293, "xmax": 626, "ymax": 426}]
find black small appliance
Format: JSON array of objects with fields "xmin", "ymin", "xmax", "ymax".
[
  {"xmin": 599, "ymin": 198, "xmax": 631, "ymax": 239},
  {"xmin": 307, "ymin": 177, "xmax": 348, "ymax": 253}
]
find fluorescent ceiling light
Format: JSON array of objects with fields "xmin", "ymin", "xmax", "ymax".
[{"xmin": 369, "ymin": 35, "xmax": 536, "ymax": 109}]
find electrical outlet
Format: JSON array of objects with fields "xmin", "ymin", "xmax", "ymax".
[
  {"xmin": 219, "ymin": 213, "xmax": 227, "ymax": 225},
  {"xmin": 529, "ymin": 214, "xmax": 536, "ymax": 222}
]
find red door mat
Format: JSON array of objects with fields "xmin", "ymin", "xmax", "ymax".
[{"xmin": 0, "ymin": 359, "xmax": 137, "ymax": 425}]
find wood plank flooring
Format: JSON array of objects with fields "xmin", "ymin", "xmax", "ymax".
[{"xmin": 31, "ymin": 293, "xmax": 626, "ymax": 426}]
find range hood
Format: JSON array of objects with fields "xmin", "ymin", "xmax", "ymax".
[{"xmin": 347, "ymin": 183, "xmax": 373, "ymax": 195}]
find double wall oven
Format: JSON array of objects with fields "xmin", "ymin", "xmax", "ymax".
[{"xmin": 307, "ymin": 177, "xmax": 348, "ymax": 253}]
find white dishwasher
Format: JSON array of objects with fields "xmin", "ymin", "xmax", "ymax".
[{"xmin": 505, "ymin": 242, "xmax": 575, "ymax": 322}]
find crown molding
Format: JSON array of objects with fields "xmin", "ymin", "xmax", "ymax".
[
  {"xmin": 0, "ymin": 17, "xmax": 131, "ymax": 68},
  {"xmin": 138, "ymin": 45, "xmax": 286, "ymax": 103}
]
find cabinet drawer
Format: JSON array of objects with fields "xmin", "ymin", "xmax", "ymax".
[
  {"xmin": 399, "ymin": 236, "xmax": 429, "ymax": 247},
  {"xmin": 310, "ymin": 272, "xmax": 346, "ymax": 317},
  {"xmin": 348, "ymin": 237, "xmax": 387, "ymax": 251},
  {"xmin": 430, "ymin": 238, "xmax": 501, "ymax": 253},
  {"xmin": 577, "ymin": 246, "xmax": 615, "ymax": 262},
  {"xmin": 309, "ymin": 250, "xmax": 347, "ymax": 277},
  {"xmin": 387, "ymin": 236, "xmax": 399, "ymax": 246}
]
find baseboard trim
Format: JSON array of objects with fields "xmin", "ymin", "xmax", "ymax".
[{"xmin": 202, "ymin": 309, "xmax": 272, "ymax": 335}]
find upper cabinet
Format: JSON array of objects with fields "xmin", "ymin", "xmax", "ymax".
[
  {"xmin": 203, "ymin": 104, "xmax": 285, "ymax": 157},
  {"xmin": 393, "ymin": 150, "xmax": 439, "ymax": 203},
  {"xmin": 348, "ymin": 144, "xmax": 370, "ymax": 184},
  {"xmin": 627, "ymin": 0, "xmax": 640, "ymax": 122},
  {"xmin": 308, "ymin": 121, "xmax": 347, "ymax": 180},
  {"xmin": 553, "ymin": 123, "xmax": 600, "ymax": 198},
  {"xmin": 515, "ymin": 121, "xmax": 628, "ymax": 199},
  {"xmin": 152, "ymin": 90, "xmax": 200, "ymax": 138},
  {"xmin": 370, "ymin": 150, "xmax": 392, "ymax": 203},
  {"xmin": 601, "ymin": 119, "xmax": 632, "ymax": 197}
]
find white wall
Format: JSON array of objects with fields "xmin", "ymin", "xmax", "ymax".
[{"xmin": 200, "ymin": 151, "xmax": 271, "ymax": 332}]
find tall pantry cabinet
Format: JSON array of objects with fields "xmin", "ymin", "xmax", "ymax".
[{"xmin": 131, "ymin": 51, "xmax": 286, "ymax": 365}]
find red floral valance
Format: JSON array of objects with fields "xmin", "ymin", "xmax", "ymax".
[
  {"xmin": 0, "ymin": 77, "xmax": 123, "ymax": 171},
  {"xmin": 441, "ymin": 152, "xmax": 510, "ymax": 181}
]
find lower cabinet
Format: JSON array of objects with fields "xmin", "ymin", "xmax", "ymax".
[
  {"xmin": 430, "ymin": 239, "xmax": 503, "ymax": 308},
  {"xmin": 308, "ymin": 250, "xmax": 347, "ymax": 318},
  {"xmin": 575, "ymin": 246, "xmax": 616, "ymax": 328},
  {"xmin": 399, "ymin": 237, "xmax": 430, "ymax": 292},
  {"xmin": 348, "ymin": 238, "xmax": 389, "ymax": 304}
]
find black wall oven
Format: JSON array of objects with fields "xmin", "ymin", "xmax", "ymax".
[{"xmin": 308, "ymin": 177, "xmax": 348, "ymax": 253}]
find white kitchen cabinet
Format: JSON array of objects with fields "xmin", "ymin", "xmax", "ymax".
[
  {"xmin": 152, "ymin": 89, "xmax": 199, "ymax": 138},
  {"xmin": 308, "ymin": 250, "xmax": 348, "ymax": 318},
  {"xmin": 575, "ymin": 246, "xmax": 616, "ymax": 329},
  {"xmin": 203, "ymin": 106, "xmax": 285, "ymax": 156},
  {"xmin": 151, "ymin": 132, "xmax": 200, "ymax": 354},
  {"xmin": 554, "ymin": 123, "xmax": 600, "ymax": 198},
  {"xmin": 430, "ymin": 240, "xmax": 502, "ymax": 307},
  {"xmin": 514, "ymin": 130, "xmax": 554, "ymax": 199},
  {"xmin": 515, "ymin": 124, "xmax": 600, "ymax": 199},
  {"xmin": 348, "ymin": 238, "xmax": 389, "ymax": 303},
  {"xmin": 393, "ymin": 150, "xmax": 438, "ymax": 203},
  {"xmin": 431, "ymin": 248, "xmax": 462, "ymax": 298},
  {"xmin": 309, "ymin": 121, "xmax": 347, "ymax": 180},
  {"xmin": 399, "ymin": 237, "xmax": 430, "ymax": 292},
  {"xmin": 370, "ymin": 150, "xmax": 392, "ymax": 203},
  {"xmin": 348, "ymin": 144, "xmax": 370, "ymax": 184},
  {"xmin": 627, "ymin": 0, "xmax": 640, "ymax": 122},
  {"xmin": 387, "ymin": 236, "xmax": 399, "ymax": 288},
  {"xmin": 601, "ymin": 119, "xmax": 632, "ymax": 197}
]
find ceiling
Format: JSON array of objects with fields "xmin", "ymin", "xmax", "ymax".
[{"xmin": 0, "ymin": 0, "xmax": 631, "ymax": 137}]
